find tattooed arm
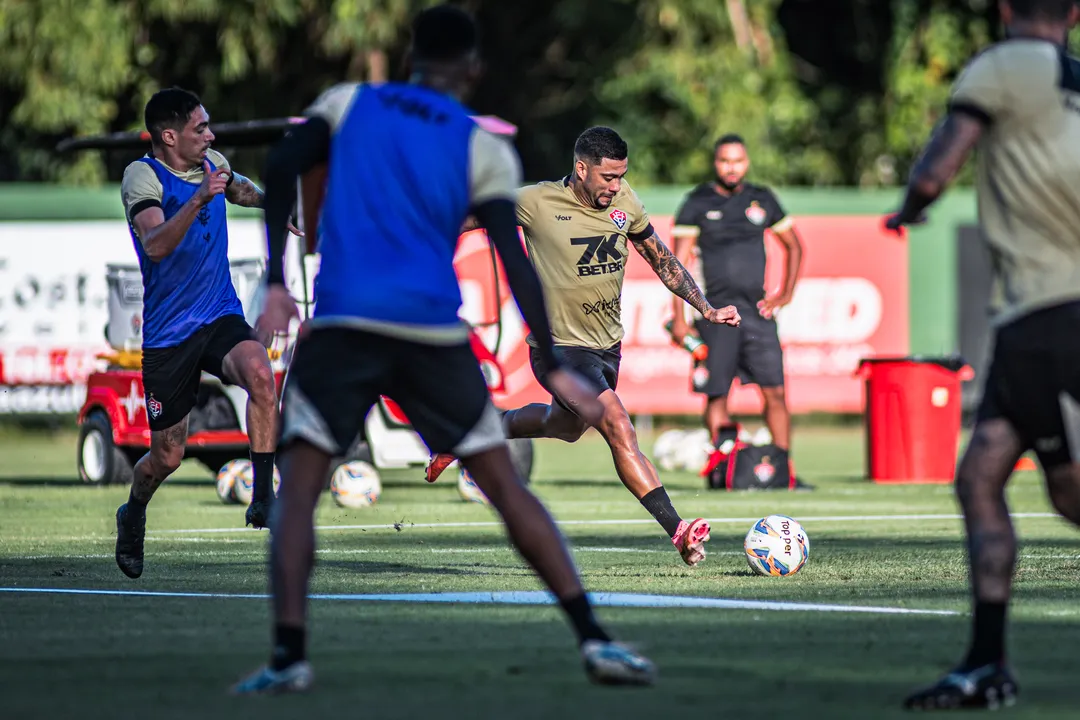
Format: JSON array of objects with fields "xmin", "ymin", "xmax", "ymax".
[
  {"xmin": 887, "ymin": 112, "xmax": 984, "ymax": 229},
  {"xmin": 225, "ymin": 173, "xmax": 265, "ymax": 208},
  {"xmin": 630, "ymin": 229, "xmax": 739, "ymax": 326},
  {"xmin": 227, "ymin": 172, "xmax": 304, "ymax": 236}
]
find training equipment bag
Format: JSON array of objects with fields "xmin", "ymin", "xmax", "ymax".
[{"xmin": 702, "ymin": 428, "xmax": 796, "ymax": 490}]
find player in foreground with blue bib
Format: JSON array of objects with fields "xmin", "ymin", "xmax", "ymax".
[{"xmin": 232, "ymin": 5, "xmax": 656, "ymax": 695}]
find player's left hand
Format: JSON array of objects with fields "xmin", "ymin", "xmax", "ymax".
[
  {"xmin": 286, "ymin": 219, "xmax": 304, "ymax": 237},
  {"xmin": 884, "ymin": 211, "xmax": 927, "ymax": 236},
  {"xmin": 704, "ymin": 305, "xmax": 740, "ymax": 327},
  {"xmin": 255, "ymin": 284, "xmax": 300, "ymax": 347},
  {"xmin": 757, "ymin": 293, "xmax": 792, "ymax": 320}
]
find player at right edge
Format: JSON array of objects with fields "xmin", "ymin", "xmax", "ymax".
[{"xmin": 887, "ymin": 0, "xmax": 1080, "ymax": 710}]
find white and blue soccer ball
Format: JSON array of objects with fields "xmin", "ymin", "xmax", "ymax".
[
  {"xmin": 744, "ymin": 514, "xmax": 810, "ymax": 577},
  {"xmin": 330, "ymin": 460, "xmax": 382, "ymax": 509},
  {"xmin": 216, "ymin": 459, "xmax": 251, "ymax": 504},
  {"xmin": 230, "ymin": 460, "xmax": 282, "ymax": 505},
  {"xmin": 457, "ymin": 467, "xmax": 491, "ymax": 506}
]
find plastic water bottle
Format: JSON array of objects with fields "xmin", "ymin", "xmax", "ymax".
[
  {"xmin": 664, "ymin": 320, "xmax": 708, "ymax": 361},
  {"xmin": 666, "ymin": 320, "xmax": 710, "ymax": 392}
]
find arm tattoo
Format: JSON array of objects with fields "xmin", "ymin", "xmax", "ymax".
[
  {"xmin": 898, "ymin": 112, "xmax": 983, "ymax": 222},
  {"xmin": 630, "ymin": 232, "xmax": 711, "ymax": 315},
  {"xmin": 226, "ymin": 174, "xmax": 265, "ymax": 208}
]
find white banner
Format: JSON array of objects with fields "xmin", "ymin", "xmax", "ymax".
[{"xmin": 0, "ymin": 219, "xmax": 304, "ymax": 414}]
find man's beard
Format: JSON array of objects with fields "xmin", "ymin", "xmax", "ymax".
[{"xmin": 715, "ymin": 174, "xmax": 741, "ymax": 191}]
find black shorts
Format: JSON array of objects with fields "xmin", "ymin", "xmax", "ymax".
[
  {"xmin": 694, "ymin": 310, "xmax": 784, "ymax": 397},
  {"xmin": 141, "ymin": 314, "xmax": 256, "ymax": 431},
  {"xmin": 529, "ymin": 342, "xmax": 621, "ymax": 412},
  {"xmin": 279, "ymin": 327, "xmax": 504, "ymax": 457},
  {"xmin": 976, "ymin": 300, "xmax": 1080, "ymax": 469}
]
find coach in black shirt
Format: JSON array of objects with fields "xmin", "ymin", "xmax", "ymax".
[{"xmin": 669, "ymin": 134, "xmax": 803, "ymax": 454}]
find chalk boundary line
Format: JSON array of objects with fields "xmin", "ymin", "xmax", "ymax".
[
  {"xmin": 0, "ymin": 587, "xmax": 959, "ymax": 616},
  {"xmin": 152, "ymin": 512, "xmax": 1060, "ymax": 536}
]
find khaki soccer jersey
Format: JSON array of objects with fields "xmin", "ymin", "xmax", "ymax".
[
  {"xmin": 950, "ymin": 39, "xmax": 1080, "ymax": 327},
  {"xmin": 517, "ymin": 179, "xmax": 651, "ymax": 349}
]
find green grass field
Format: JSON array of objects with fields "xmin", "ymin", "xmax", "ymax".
[{"xmin": 2, "ymin": 425, "xmax": 1079, "ymax": 719}]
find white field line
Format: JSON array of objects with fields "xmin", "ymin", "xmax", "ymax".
[
  {"xmin": 0, "ymin": 586, "xmax": 959, "ymax": 616},
  {"xmin": 150, "ymin": 512, "xmax": 1059, "ymax": 536},
  {"xmin": 6, "ymin": 546, "xmax": 739, "ymax": 561}
]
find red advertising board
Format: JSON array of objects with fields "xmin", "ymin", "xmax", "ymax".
[{"xmin": 454, "ymin": 215, "xmax": 908, "ymax": 415}]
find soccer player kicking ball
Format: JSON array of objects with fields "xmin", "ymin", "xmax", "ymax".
[
  {"xmin": 427, "ymin": 126, "xmax": 741, "ymax": 567},
  {"xmin": 890, "ymin": 0, "xmax": 1080, "ymax": 710},
  {"xmin": 232, "ymin": 5, "xmax": 655, "ymax": 694},
  {"xmin": 115, "ymin": 88, "xmax": 302, "ymax": 579}
]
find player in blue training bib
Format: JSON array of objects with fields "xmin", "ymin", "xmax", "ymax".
[
  {"xmin": 232, "ymin": 4, "xmax": 657, "ymax": 696},
  {"xmin": 115, "ymin": 88, "xmax": 302, "ymax": 579}
]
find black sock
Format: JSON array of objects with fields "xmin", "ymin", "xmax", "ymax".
[
  {"xmin": 965, "ymin": 601, "xmax": 1007, "ymax": 668},
  {"xmin": 714, "ymin": 424, "xmax": 739, "ymax": 449},
  {"xmin": 127, "ymin": 488, "xmax": 147, "ymax": 515},
  {"xmin": 640, "ymin": 487, "xmax": 683, "ymax": 538},
  {"xmin": 250, "ymin": 452, "xmax": 276, "ymax": 503},
  {"xmin": 559, "ymin": 593, "xmax": 611, "ymax": 645},
  {"xmin": 272, "ymin": 624, "xmax": 306, "ymax": 670}
]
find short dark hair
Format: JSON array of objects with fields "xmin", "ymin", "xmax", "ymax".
[
  {"xmin": 714, "ymin": 134, "xmax": 746, "ymax": 153},
  {"xmin": 145, "ymin": 87, "xmax": 202, "ymax": 146},
  {"xmin": 574, "ymin": 127, "xmax": 628, "ymax": 165},
  {"xmin": 411, "ymin": 4, "xmax": 479, "ymax": 63},
  {"xmin": 1007, "ymin": 0, "xmax": 1075, "ymax": 20}
]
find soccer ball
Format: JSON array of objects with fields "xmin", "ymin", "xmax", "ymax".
[
  {"xmin": 216, "ymin": 459, "xmax": 251, "ymax": 504},
  {"xmin": 744, "ymin": 515, "xmax": 810, "ymax": 577},
  {"xmin": 231, "ymin": 461, "xmax": 282, "ymax": 505},
  {"xmin": 457, "ymin": 467, "xmax": 491, "ymax": 505},
  {"xmin": 673, "ymin": 428, "xmax": 712, "ymax": 473},
  {"xmin": 330, "ymin": 460, "xmax": 382, "ymax": 509},
  {"xmin": 651, "ymin": 429, "xmax": 686, "ymax": 471}
]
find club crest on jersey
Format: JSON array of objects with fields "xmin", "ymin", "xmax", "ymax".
[
  {"xmin": 609, "ymin": 208, "xmax": 627, "ymax": 230},
  {"xmin": 745, "ymin": 202, "xmax": 767, "ymax": 226},
  {"xmin": 147, "ymin": 395, "xmax": 162, "ymax": 419}
]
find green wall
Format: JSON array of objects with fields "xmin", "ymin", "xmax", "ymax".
[{"xmin": 0, "ymin": 183, "xmax": 977, "ymax": 355}]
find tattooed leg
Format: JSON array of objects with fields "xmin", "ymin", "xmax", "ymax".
[
  {"xmin": 115, "ymin": 417, "xmax": 188, "ymax": 579},
  {"xmin": 130, "ymin": 418, "xmax": 190, "ymax": 505},
  {"xmin": 954, "ymin": 419, "xmax": 1024, "ymax": 668}
]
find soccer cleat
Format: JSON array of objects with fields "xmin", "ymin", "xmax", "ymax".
[
  {"xmin": 581, "ymin": 640, "xmax": 656, "ymax": 686},
  {"xmin": 425, "ymin": 453, "xmax": 457, "ymax": 483},
  {"xmin": 230, "ymin": 661, "xmax": 314, "ymax": 696},
  {"xmin": 672, "ymin": 517, "xmax": 711, "ymax": 566},
  {"xmin": 114, "ymin": 503, "xmax": 146, "ymax": 579},
  {"xmin": 246, "ymin": 498, "xmax": 273, "ymax": 529},
  {"xmin": 903, "ymin": 663, "xmax": 1018, "ymax": 711}
]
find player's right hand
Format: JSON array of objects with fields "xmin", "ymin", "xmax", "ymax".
[
  {"xmin": 254, "ymin": 284, "xmax": 300, "ymax": 348},
  {"xmin": 196, "ymin": 160, "xmax": 229, "ymax": 206},
  {"xmin": 704, "ymin": 305, "xmax": 741, "ymax": 327},
  {"xmin": 546, "ymin": 367, "xmax": 604, "ymax": 426}
]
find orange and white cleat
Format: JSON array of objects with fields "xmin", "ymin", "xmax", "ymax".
[
  {"xmin": 672, "ymin": 517, "xmax": 711, "ymax": 566},
  {"xmin": 425, "ymin": 453, "xmax": 457, "ymax": 483}
]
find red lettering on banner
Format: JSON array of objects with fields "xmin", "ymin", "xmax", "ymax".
[
  {"xmin": 0, "ymin": 347, "xmax": 104, "ymax": 385},
  {"xmin": 454, "ymin": 215, "xmax": 908, "ymax": 414}
]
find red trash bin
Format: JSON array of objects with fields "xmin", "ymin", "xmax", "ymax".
[{"xmin": 855, "ymin": 356, "xmax": 974, "ymax": 484}]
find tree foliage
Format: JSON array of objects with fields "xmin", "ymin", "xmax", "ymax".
[{"xmin": 2, "ymin": 0, "xmax": 1080, "ymax": 187}]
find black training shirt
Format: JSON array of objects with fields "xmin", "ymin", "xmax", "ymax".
[{"xmin": 673, "ymin": 183, "xmax": 791, "ymax": 308}]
